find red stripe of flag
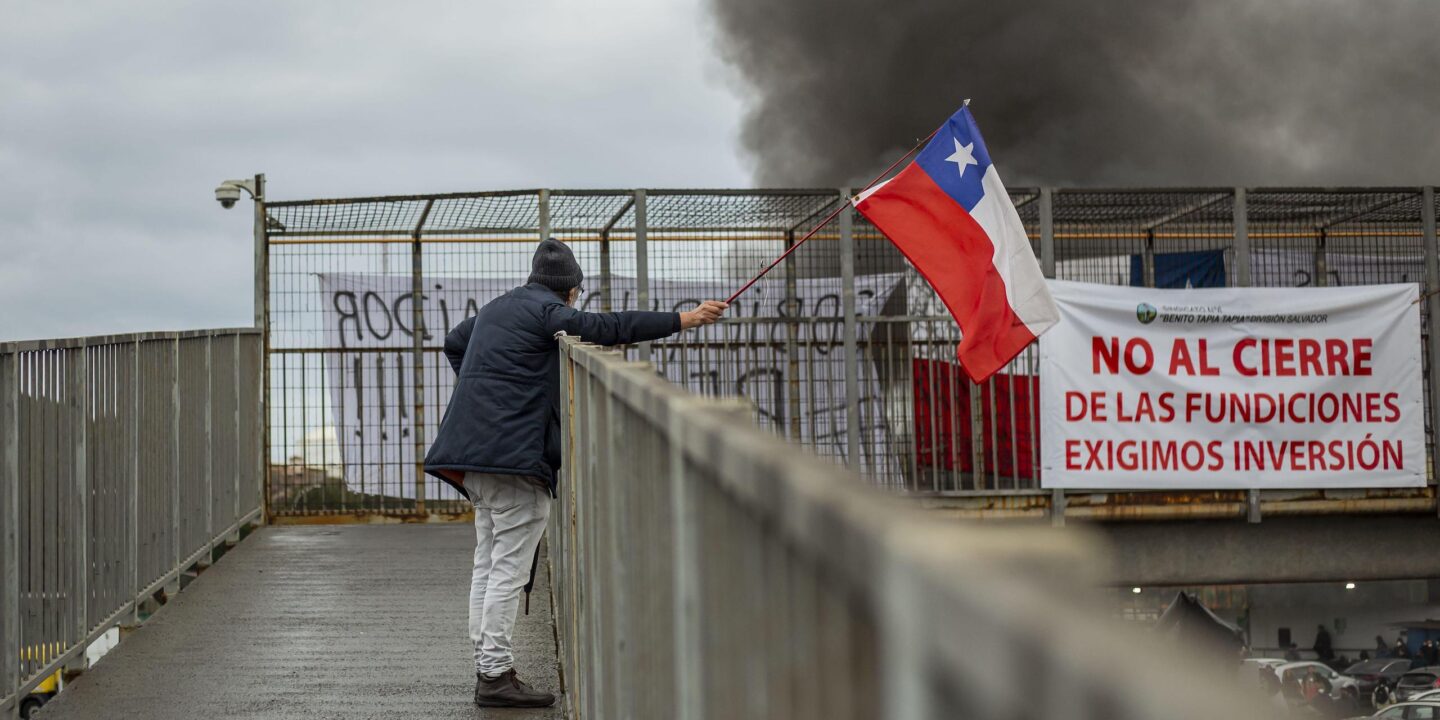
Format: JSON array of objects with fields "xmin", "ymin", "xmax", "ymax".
[{"xmin": 855, "ymin": 163, "xmax": 1039, "ymax": 383}]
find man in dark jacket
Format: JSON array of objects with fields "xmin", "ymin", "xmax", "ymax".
[
  {"xmin": 425, "ymin": 238, "xmax": 726, "ymax": 708},
  {"xmin": 1314, "ymin": 624, "xmax": 1334, "ymax": 663}
]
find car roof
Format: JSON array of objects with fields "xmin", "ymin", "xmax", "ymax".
[
  {"xmin": 1278, "ymin": 661, "xmax": 1329, "ymax": 670},
  {"xmin": 1403, "ymin": 667, "xmax": 1440, "ymax": 674},
  {"xmin": 1348, "ymin": 659, "xmax": 1410, "ymax": 670},
  {"xmin": 1245, "ymin": 658, "xmax": 1286, "ymax": 665}
]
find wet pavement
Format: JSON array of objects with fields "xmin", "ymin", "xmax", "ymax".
[{"xmin": 37, "ymin": 524, "xmax": 565, "ymax": 719}]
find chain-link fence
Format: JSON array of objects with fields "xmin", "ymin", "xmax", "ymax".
[{"xmin": 262, "ymin": 187, "xmax": 1439, "ymax": 518}]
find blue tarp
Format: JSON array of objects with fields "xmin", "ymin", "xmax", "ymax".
[{"xmin": 1130, "ymin": 249, "xmax": 1227, "ymax": 288}]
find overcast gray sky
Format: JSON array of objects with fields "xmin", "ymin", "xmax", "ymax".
[{"xmin": 0, "ymin": 0, "xmax": 748, "ymax": 341}]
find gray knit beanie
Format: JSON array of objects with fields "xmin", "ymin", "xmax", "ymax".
[{"xmin": 527, "ymin": 238, "xmax": 583, "ymax": 292}]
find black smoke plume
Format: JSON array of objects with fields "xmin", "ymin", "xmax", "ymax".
[{"xmin": 705, "ymin": 0, "xmax": 1440, "ymax": 187}]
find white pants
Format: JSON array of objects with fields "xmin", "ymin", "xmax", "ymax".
[{"xmin": 464, "ymin": 472, "xmax": 551, "ymax": 676}]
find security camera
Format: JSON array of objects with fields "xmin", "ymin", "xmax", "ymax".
[{"xmin": 215, "ymin": 184, "xmax": 242, "ymax": 209}]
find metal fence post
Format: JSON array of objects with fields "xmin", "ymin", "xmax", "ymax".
[
  {"xmin": 1234, "ymin": 188, "xmax": 1262, "ymax": 523},
  {"xmin": 599, "ymin": 229, "xmax": 613, "ymax": 313},
  {"xmin": 254, "ymin": 175, "xmax": 271, "ymax": 525},
  {"xmin": 2, "ymin": 349, "xmax": 18, "ymax": 716},
  {"xmin": 838, "ymin": 189, "xmax": 862, "ymax": 468},
  {"xmin": 1142, "ymin": 230, "xmax": 1157, "ymax": 288},
  {"xmin": 204, "ymin": 336, "xmax": 214, "ymax": 548},
  {"xmin": 411, "ymin": 200, "xmax": 434, "ymax": 516},
  {"xmin": 253, "ymin": 174, "xmax": 267, "ymax": 333},
  {"xmin": 1233, "ymin": 188, "xmax": 1251, "ymax": 288},
  {"xmin": 231, "ymin": 335, "xmax": 241, "ymax": 533},
  {"xmin": 130, "ymin": 340, "xmax": 140, "ymax": 622},
  {"xmin": 1039, "ymin": 188, "xmax": 1056, "ymax": 278},
  {"xmin": 1039, "ymin": 189, "xmax": 1065, "ymax": 525},
  {"xmin": 171, "ymin": 338, "xmax": 181, "ymax": 571},
  {"xmin": 1421, "ymin": 187, "xmax": 1439, "ymax": 515},
  {"xmin": 70, "ymin": 344, "xmax": 88, "ymax": 666},
  {"xmin": 783, "ymin": 230, "xmax": 802, "ymax": 442},
  {"xmin": 635, "ymin": 189, "xmax": 651, "ymax": 363}
]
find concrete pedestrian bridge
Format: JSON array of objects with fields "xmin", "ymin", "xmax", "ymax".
[
  {"xmin": 38, "ymin": 524, "xmax": 563, "ymax": 720},
  {"xmin": 7, "ymin": 183, "xmax": 1440, "ymax": 718}
]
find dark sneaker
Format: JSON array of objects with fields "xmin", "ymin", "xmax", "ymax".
[{"xmin": 474, "ymin": 668, "xmax": 556, "ymax": 708}]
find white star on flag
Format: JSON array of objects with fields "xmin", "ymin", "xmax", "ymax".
[{"xmin": 945, "ymin": 138, "xmax": 978, "ymax": 177}]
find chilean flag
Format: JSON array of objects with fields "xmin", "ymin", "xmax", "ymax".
[{"xmin": 854, "ymin": 105, "xmax": 1059, "ymax": 383}]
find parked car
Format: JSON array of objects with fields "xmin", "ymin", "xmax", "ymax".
[
  {"xmin": 1346, "ymin": 700, "xmax": 1440, "ymax": 719},
  {"xmin": 1239, "ymin": 657, "xmax": 1288, "ymax": 688},
  {"xmin": 1394, "ymin": 668, "xmax": 1440, "ymax": 703},
  {"xmin": 1278, "ymin": 660, "xmax": 1363, "ymax": 708},
  {"xmin": 1348, "ymin": 658, "xmax": 1418, "ymax": 705}
]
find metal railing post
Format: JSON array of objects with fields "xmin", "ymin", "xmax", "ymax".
[
  {"xmin": 668, "ymin": 396, "xmax": 704, "ymax": 720},
  {"xmin": 232, "ymin": 335, "xmax": 241, "ymax": 533},
  {"xmin": 70, "ymin": 343, "xmax": 88, "ymax": 668},
  {"xmin": 839, "ymin": 189, "xmax": 861, "ymax": 468},
  {"xmin": 129, "ymin": 340, "xmax": 140, "ymax": 622},
  {"xmin": 1, "ymin": 349, "xmax": 18, "ymax": 716},
  {"xmin": 1421, "ymin": 187, "xmax": 1439, "ymax": 515},
  {"xmin": 204, "ymin": 336, "xmax": 214, "ymax": 549},
  {"xmin": 1040, "ymin": 188, "xmax": 1065, "ymax": 525},
  {"xmin": 635, "ymin": 189, "xmax": 651, "ymax": 362},
  {"xmin": 411, "ymin": 200, "xmax": 434, "ymax": 515},
  {"xmin": 171, "ymin": 338, "xmax": 181, "ymax": 571}
]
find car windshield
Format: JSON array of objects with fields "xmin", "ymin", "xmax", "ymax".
[
  {"xmin": 1348, "ymin": 660, "xmax": 1391, "ymax": 673},
  {"xmin": 1399, "ymin": 673, "xmax": 1439, "ymax": 687}
]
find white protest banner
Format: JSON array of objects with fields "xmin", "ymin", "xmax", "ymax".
[
  {"xmin": 1039, "ymin": 281, "xmax": 1424, "ymax": 489},
  {"xmin": 316, "ymin": 273, "xmax": 902, "ymax": 499}
]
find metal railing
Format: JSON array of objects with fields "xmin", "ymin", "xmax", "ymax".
[
  {"xmin": 261, "ymin": 186, "xmax": 1439, "ymax": 520},
  {"xmin": 0, "ymin": 328, "xmax": 264, "ymax": 716},
  {"xmin": 551, "ymin": 336, "xmax": 1270, "ymax": 719}
]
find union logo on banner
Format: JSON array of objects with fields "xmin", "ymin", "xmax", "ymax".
[{"xmin": 1136, "ymin": 303, "xmax": 1158, "ymax": 324}]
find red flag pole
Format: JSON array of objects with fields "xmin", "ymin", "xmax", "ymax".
[{"xmin": 724, "ymin": 108, "xmax": 960, "ymax": 305}]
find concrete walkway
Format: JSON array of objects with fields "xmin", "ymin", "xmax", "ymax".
[{"xmin": 37, "ymin": 524, "xmax": 565, "ymax": 719}]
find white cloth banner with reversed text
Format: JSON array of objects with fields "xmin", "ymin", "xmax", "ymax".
[{"xmin": 1039, "ymin": 281, "xmax": 1425, "ymax": 489}]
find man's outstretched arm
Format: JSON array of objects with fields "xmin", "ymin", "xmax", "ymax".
[{"xmin": 544, "ymin": 300, "xmax": 728, "ymax": 346}]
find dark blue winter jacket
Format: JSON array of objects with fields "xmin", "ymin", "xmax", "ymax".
[{"xmin": 423, "ymin": 282, "xmax": 681, "ymax": 498}]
